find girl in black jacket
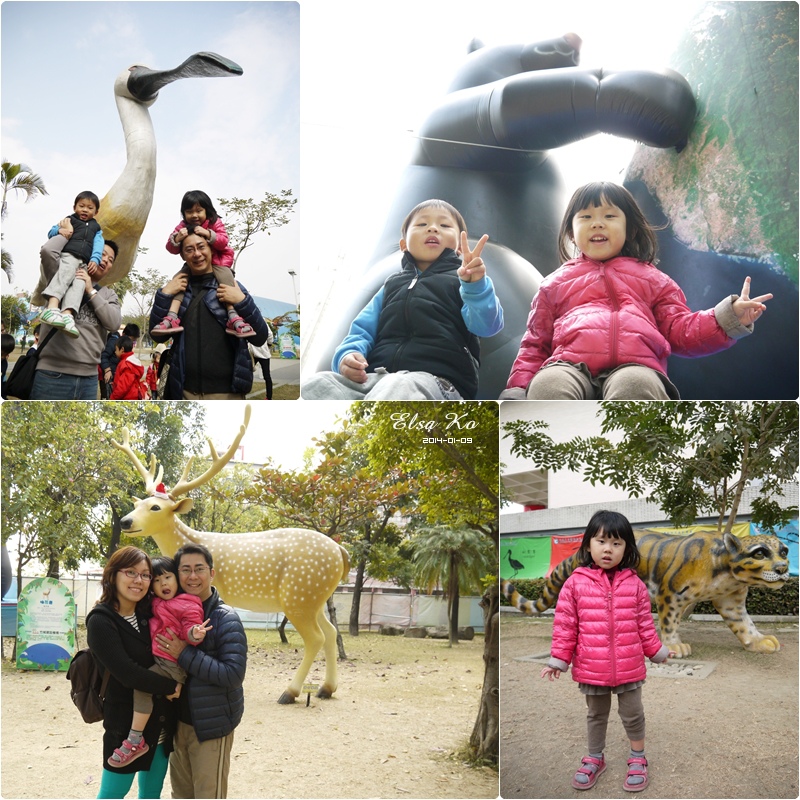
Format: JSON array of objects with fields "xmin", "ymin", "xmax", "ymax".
[{"xmin": 86, "ymin": 546, "xmax": 179, "ymax": 799}]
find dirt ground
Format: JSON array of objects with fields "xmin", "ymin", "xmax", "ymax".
[
  {"xmin": 500, "ymin": 613, "xmax": 799, "ymax": 799},
  {"xmin": 1, "ymin": 628, "xmax": 497, "ymax": 800}
]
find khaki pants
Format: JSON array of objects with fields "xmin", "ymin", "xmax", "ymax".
[
  {"xmin": 585, "ymin": 687, "xmax": 646, "ymax": 753},
  {"xmin": 526, "ymin": 362, "xmax": 679, "ymax": 400},
  {"xmin": 170, "ymin": 721, "xmax": 234, "ymax": 799}
]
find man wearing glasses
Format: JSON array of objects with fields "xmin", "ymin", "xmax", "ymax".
[{"xmin": 155, "ymin": 543, "xmax": 247, "ymax": 798}]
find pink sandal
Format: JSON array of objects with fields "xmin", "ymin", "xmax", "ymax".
[
  {"xmin": 623, "ymin": 756, "xmax": 649, "ymax": 792},
  {"xmin": 225, "ymin": 315, "xmax": 256, "ymax": 338},
  {"xmin": 107, "ymin": 739, "xmax": 149, "ymax": 768},
  {"xmin": 572, "ymin": 755, "xmax": 606, "ymax": 790},
  {"xmin": 151, "ymin": 315, "xmax": 184, "ymax": 335}
]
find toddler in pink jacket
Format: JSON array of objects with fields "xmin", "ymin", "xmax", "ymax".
[
  {"xmin": 108, "ymin": 555, "xmax": 211, "ymax": 768},
  {"xmin": 151, "ymin": 190, "xmax": 255, "ymax": 338},
  {"xmin": 541, "ymin": 511, "xmax": 674, "ymax": 793},
  {"xmin": 501, "ymin": 182, "xmax": 773, "ymax": 400}
]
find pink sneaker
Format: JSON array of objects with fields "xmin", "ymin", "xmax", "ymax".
[
  {"xmin": 150, "ymin": 316, "xmax": 184, "ymax": 336},
  {"xmin": 225, "ymin": 316, "xmax": 256, "ymax": 338}
]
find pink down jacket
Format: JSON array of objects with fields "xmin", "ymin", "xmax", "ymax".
[
  {"xmin": 549, "ymin": 566, "xmax": 668, "ymax": 687},
  {"xmin": 149, "ymin": 593, "xmax": 204, "ymax": 663},
  {"xmin": 506, "ymin": 255, "xmax": 752, "ymax": 390},
  {"xmin": 166, "ymin": 217, "xmax": 234, "ymax": 268}
]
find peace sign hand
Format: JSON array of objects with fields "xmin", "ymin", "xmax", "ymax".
[
  {"xmin": 733, "ymin": 276, "xmax": 773, "ymax": 326},
  {"xmin": 458, "ymin": 232, "xmax": 489, "ymax": 283}
]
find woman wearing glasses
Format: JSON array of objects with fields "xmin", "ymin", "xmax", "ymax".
[{"xmin": 86, "ymin": 546, "xmax": 181, "ymax": 799}]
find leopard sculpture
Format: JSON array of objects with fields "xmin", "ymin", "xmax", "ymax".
[{"xmin": 503, "ymin": 530, "xmax": 791, "ymax": 657}]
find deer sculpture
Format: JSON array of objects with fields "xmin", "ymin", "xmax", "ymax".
[{"xmin": 112, "ymin": 406, "xmax": 350, "ymax": 704}]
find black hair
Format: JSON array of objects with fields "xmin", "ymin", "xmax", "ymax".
[
  {"xmin": 558, "ymin": 182, "xmax": 659, "ymax": 264},
  {"xmin": 104, "ymin": 239, "xmax": 119, "ymax": 258},
  {"xmin": 122, "ymin": 323, "xmax": 140, "ymax": 338},
  {"xmin": 74, "ymin": 191, "xmax": 100, "ymax": 212},
  {"xmin": 174, "ymin": 542, "xmax": 214, "ymax": 571},
  {"xmin": 1, "ymin": 333, "xmax": 15, "ymax": 357},
  {"xmin": 400, "ymin": 199, "xmax": 467, "ymax": 239},
  {"xmin": 180, "ymin": 190, "xmax": 219, "ymax": 225},
  {"xmin": 576, "ymin": 509, "xmax": 641, "ymax": 570},
  {"xmin": 117, "ymin": 335, "xmax": 134, "ymax": 353}
]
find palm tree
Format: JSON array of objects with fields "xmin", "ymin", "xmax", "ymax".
[
  {"xmin": 1, "ymin": 247, "xmax": 13, "ymax": 282},
  {"xmin": 411, "ymin": 526, "xmax": 496, "ymax": 646},
  {"xmin": 1, "ymin": 160, "xmax": 48, "ymax": 219}
]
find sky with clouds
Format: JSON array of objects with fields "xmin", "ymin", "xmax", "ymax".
[{"xmin": 1, "ymin": 1, "xmax": 299, "ymax": 307}]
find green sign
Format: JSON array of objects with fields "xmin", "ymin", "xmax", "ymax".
[{"xmin": 16, "ymin": 577, "xmax": 76, "ymax": 671}]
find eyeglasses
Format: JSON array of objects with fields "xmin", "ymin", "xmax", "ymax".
[
  {"xmin": 121, "ymin": 569, "xmax": 152, "ymax": 582},
  {"xmin": 179, "ymin": 566, "xmax": 210, "ymax": 576}
]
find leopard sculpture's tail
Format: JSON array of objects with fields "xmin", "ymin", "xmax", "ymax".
[{"xmin": 502, "ymin": 552, "xmax": 582, "ymax": 615}]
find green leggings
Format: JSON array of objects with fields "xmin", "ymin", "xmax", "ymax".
[{"xmin": 96, "ymin": 743, "xmax": 169, "ymax": 799}]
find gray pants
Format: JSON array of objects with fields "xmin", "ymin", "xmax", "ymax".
[
  {"xmin": 302, "ymin": 370, "xmax": 463, "ymax": 400},
  {"xmin": 33, "ymin": 236, "xmax": 88, "ymax": 312},
  {"xmin": 132, "ymin": 656, "xmax": 187, "ymax": 716},
  {"xmin": 526, "ymin": 362, "xmax": 679, "ymax": 400},
  {"xmin": 585, "ymin": 687, "xmax": 646, "ymax": 753}
]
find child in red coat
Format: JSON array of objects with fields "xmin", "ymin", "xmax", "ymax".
[
  {"xmin": 541, "ymin": 511, "xmax": 675, "ymax": 793},
  {"xmin": 110, "ymin": 336, "xmax": 146, "ymax": 400},
  {"xmin": 108, "ymin": 554, "xmax": 211, "ymax": 767}
]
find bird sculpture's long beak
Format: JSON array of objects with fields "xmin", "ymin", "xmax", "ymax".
[{"xmin": 127, "ymin": 52, "xmax": 243, "ymax": 102}]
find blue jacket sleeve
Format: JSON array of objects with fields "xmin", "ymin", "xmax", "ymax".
[
  {"xmin": 331, "ymin": 287, "xmax": 384, "ymax": 372},
  {"xmin": 460, "ymin": 275, "xmax": 504, "ymax": 336},
  {"xmin": 90, "ymin": 230, "xmax": 105, "ymax": 265},
  {"xmin": 178, "ymin": 607, "xmax": 247, "ymax": 690},
  {"xmin": 48, "ymin": 225, "xmax": 59, "ymax": 239}
]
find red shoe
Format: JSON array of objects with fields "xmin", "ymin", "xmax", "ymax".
[
  {"xmin": 572, "ymin": 755, "xmax": 606, "ymax": 790},
  {"xmin": 151, "ymin": 316, "xmax": 184, "ymax": 335},
  {"xmin": 107, "ymin": 739, "xmax": 149, "ymax": 768},
  {"xmin": 623, "ymin": 756, "xmax": 649, "ymax": 792}
]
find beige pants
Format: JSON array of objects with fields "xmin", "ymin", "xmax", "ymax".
[
  {"xmin": 585, "ymin": 687, "xmax": 646, "ymax": 753},
  {"xmin": 527, "ymin": 362, "xmax": 679, "ymax": 400},
  {"xmin": 169, "ymin": 721, "xmax": 234, "ymax": 799}
]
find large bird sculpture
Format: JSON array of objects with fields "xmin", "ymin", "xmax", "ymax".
[{"xmin": 96, "ymin": 52, "xmax": 243, "ymax": 285}]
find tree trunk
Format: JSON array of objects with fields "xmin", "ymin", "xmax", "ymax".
[
  {"xmin": 327, "ymin": 596, "xmax": 347, "ymax": 659},
  {"xmin": 470, "ymin": 582, "xmax": 499, "ymax": 765},
  {"xmin": 448, "ymin": 553, "xmax": 460, "ymax": 646},
  {"xmin": 45, "ymin": 550, "xmax": 60, "ymax": 580},
  {"xmin": 278, "ymin": 615, "xmax": 289, "ymax": 644},
  {"xmin": 349, "ymin": 556, "xmax": 367, "ymax": 636}
]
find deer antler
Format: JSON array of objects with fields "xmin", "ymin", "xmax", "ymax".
[
  {"xmin": 112, "ymin": 427, "xmax": 164, "ymax": 495},
  {"xmin": 170, "ymin": 405, "xmax": 252, "ymax": 498}
]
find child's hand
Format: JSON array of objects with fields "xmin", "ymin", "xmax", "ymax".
[
  {"xmin": 732, "ymin": 277, "xmax": 772, "ymax": 325},
  {"xmin": 175, "ymin": 227, "xmax": 189, "ymax": 243},
  {"xmin": 540, "ymin": 666, "xmax": 561, "ymax": 681},
  {"xmin": 192, "ymin": 619, "xmax": 213, "ymax": 642},
  {"xmin": 458, "ymin": 232, "xmax": 489, "ymax": 283},
  {"xmin": 339, "ymin": 352, "xmax": 369, "ymax": 384},
  {"xmin": 86, "ymin": 261, "xmax": 98, "ymax": 275}
]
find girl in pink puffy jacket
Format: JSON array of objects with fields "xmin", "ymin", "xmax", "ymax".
[
  {"xmin": 501, "ymin": 182, "xmax": 772, "ymax": 399},
  {"xmin": 151, "ymin": 190, "xmax": 255, "ymax": 338},
  {"xmin": 108, "ymin": 555, "xmax": 211, "ymax": 768},
  {"xmin": 541, "ymin": 511, "xmax": 674, "ymax": 793}
]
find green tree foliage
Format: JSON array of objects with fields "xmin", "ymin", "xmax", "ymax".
[
  {"xmin": 504, "ymin": 401, "xmax": 798, "ymax": 532},
  {"xmin": 123, "ymin": 263, "xmax": 172, "ymax": 349},
  {"xmin": 2, "ymin": 293, "xmax": 29, "ymax": 334},
  {"xmin": 350, "ymin": 402, "xmax": 500, "ymax": 544},
  {"xmin": 410, "ymin": 526, "xmax": 496, "ymax": 646},
  {"xmin": 1, "ymin": 160, "xmax": 48, "ymax": 220},
  {"xmin": 1, "ymin": 402, "xmax": 206, "ymax": 580},
  {"xmin": 218, "ymin": 190, "xmax": 297, "ymax": 273}
]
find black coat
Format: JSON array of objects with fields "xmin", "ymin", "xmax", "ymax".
[{"xmin": 86, "ymin": 603, "xmax": 178, "ymax": 774}]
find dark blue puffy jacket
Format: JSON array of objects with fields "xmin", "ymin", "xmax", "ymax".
[
  {"xmin": 177, "ymin": 588, "xmax": 247, "ymax": 742},
  {"xmin": 149, "ymin": 274, "xmax": 268, "ymax": 398}
]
